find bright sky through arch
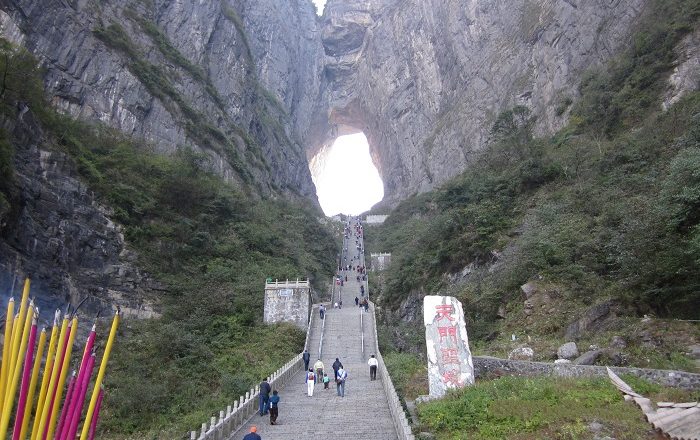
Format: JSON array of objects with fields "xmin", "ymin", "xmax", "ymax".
[
  {"xmin": 312, "ymin": 0, "xmax": 326, "ymax": 15},
  {"xmin": 311, "ymin": 133, "xmax": 384, "ymax": 217}
]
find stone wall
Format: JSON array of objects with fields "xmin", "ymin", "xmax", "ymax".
[
  {"xmin": 263, "ymin": 282, "xmax": 311, "ymax": 330},
  {"xmin": 474, "ymin": 356, "xmax": 700, "ymax": 390},
  {"xmin": 370, "ymin": 253, "xmax": 391, "ymax": 271}
]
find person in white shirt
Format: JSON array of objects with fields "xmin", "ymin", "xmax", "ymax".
[{"xmin": 368, "ymin": 354, "xmax": 379, "ymax": 381}]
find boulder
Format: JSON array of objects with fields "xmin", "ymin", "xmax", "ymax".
[
  {"xmin": 564, "ymin": 301, "xmax": 613, "ymax": 340},
  {"xmin": 609, "ymin": 335, "xmax": 627, "ymax": 349},
  {"xmin": 497, "ymin": 304, "xmax": 506, "ymax": 319},
  {"xmin": 520, "ymin": 282, "xmax": 538, "ymax": 299},
  {"xmin": 554, "ymin": 359, "xmax": 571, "ymax": 364},
  {"xmin": 508, "ymin": 347, "xmax": 534, "ymax": 361},
  {"xmin": 574, "ymin": 350, "xmax": 603, "ymax": 365},
  {"xmin": 557, "ymin": 342, "xmax": 579, "ymax": 360}
]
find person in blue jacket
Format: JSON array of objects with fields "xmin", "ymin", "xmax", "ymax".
[{"xmin": 268, "ymin": 390, "xmax": 280, "ymax": 425}]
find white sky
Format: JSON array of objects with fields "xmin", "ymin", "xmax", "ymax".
[
  {"xmin": 312, "ymin": 0, "xmax": 326, "ymax": 15},
  {"xmin": 312, "ymin": 133, "xmax": 384, "ymax": 217}
]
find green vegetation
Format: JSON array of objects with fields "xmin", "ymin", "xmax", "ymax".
[
  {"xmin": 124, "ymin": 9, "xmax": 227, "ymax": 112},
  {"xmin": 220, "ymin": 1, "xmax": 253, "ymax": 63},
  {"xmin": 368, "ymin": 0, "xmax": 700, "ymax": 347},
  {"xmin": 0, "ymin": 38, "xmax": 338, "ymax": 438},
  {"xmin": 417, "ymin": 376, "xmax": 700, "ymax": 440}
]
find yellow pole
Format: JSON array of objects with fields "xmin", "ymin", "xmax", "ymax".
[
  {"xmin": 79, "ymin": 311, "xmax": 119, "ymax": 440},
  {"xmin": 33, "ymin": 315, "xmax": 68, "ymax": 440},
  {"xmin": 0, "ymin": 306, "xmax": 35, "ymax": 439},
  {"xmin": 31, "ymin": 311, "xmax": 59, "ymax": 440},
  {"xmin": 0, "ymin": 297, "xmax": 15, "ymax": 414},
  {"xmin": 46, "ymin": 316, "xmax": 77, "ymax": 440},
  {"xmin": 19, "ymin": 327, "xmax": 46, "ymax": 440},
  {"xmin": 9, "ymin": 280, "xmax": 31, "ymax": 387}
]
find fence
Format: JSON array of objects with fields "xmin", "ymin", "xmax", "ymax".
[
  {"xmin": 368, "ymin": 302, "xmax": 414, "ymax": 439},
  {"xmin": 189, "ymin": 307, "xmax": 315, "ymax": 439}
]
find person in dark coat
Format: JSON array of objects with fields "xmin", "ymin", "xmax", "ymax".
[
  {"xmin": 258, "ymin": 378, "xmax": 271, "ymax": 416},
  {"xmin": 332, "ymin": 358, "xmax": 343, "ymax": 380},
  {"xmin": 302, "ymin": 349, "xmax": 310, "ymax": 372},
  {"xmin": 243, "ymin": 426, "xmax": 261, "ymax": 440}
]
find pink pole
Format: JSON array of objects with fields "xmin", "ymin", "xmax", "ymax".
[
  {"xmin": 11, "ymin": 317, "xmax": 37, "ymax": 440},
  {"xmin": 86, "ymin": 389, "xmax": 103, "ymax": 440},
  {"xmin": 63, "ymin": 353, "xmax": 95, "ymax": 440},
  {"xmin": 53, "ymin": 372, "xmax": 76, "ymax": 440},
  {"xmin": 58, "ymin": 325, "xmax": 95, "ymax": 440},
  {"xmin": 42, "ymin": 323, "xmax": 71, "ymax": 440}
]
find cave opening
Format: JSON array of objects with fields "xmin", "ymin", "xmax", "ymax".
[{"xmin": 309, "ymin": 132, "xmax": 384, "ymax": 217}]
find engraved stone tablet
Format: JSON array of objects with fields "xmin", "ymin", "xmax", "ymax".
[{"xmin": 424, "ymin": 295, "xmax": 475, "ymax": 397}]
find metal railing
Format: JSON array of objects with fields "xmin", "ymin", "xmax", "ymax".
[
  {"xmin": 360, "ymin": 308, "xmax": 365, "ymax": 358},
  {"xmin": 368, "ymin": 302, "xmax": 414, "ymax": 440}
]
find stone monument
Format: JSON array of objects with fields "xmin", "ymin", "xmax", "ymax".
[
  {"xmin": 263, "ymin": 279, "xmax": 311, "ymax": 330},
  {"xmin": 423, "ymin": 295, "xmax": 474, "ymax": 397}
]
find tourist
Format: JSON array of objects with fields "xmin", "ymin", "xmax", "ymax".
[
  {"xmin": 336, "ymin": 367, "xmax": 348, "ymax": 397},
  {"xmin": 313, "ymin": 358, "xmax": 324, "ymax": 383},
  {"xmin": 302, "ymin": 349, "xmax": 310, "ymax": 372},
  {"xmin": 258, "ymin": 378, "xmax": 271, "ymax": 416},
  {"xmin": 319, "ymin": 304, "xmax": 326, "ymax": 319},
  {"xmin": 243, "ymin": 426, "xmax": 261, "ymax": 440},
  {"xmin": 268, "ymin": 390, "xmax": 280, "ymax": 425},
  {"xmin": 368, "ymin": 354, "xmax": 378, "ymax": 380},
  {"xmin": 332, "ymin": 357, "xmax": 343, "ymax": 379},
  {"xmin": 323, "ymin": 373, "xmax": 330, "ymax": 389},
  {"xmin": 354, "ymin": 296, "xmax": 359, "ymax": 306},
  {"xmin": 306, "ymin": 368, "xmax": 316, "ymax": 397}
]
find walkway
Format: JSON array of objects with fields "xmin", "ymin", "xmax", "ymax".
[{"xmin": 230, "ymin": 222, "xmax": 397, "ymax": 440}]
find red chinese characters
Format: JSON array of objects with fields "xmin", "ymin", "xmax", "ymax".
[
  {"xmin": 441, "ymin": 348, "xmax": 459, "ymax": 365},
  {"xmin": 434, "ymin": 303, "xmax": 463, "ymax": 389}
]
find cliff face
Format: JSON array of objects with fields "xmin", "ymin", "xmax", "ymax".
[
  {"xmin": 0, "ymin": 0, "xmax": 324, "ymax": 198},
  {"xmin": 317, "ymin": 0, "xmax": 650, "ymax": 204},
  {"xmin": 2, "ymin": 0, "xmax": 697, "ymax": 314},
  {"xmin": 0, "ymin": 0, "xmax": 326, "ymax": 313}
]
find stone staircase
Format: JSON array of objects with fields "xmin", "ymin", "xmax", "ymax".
[{"xmin": 230, "ymin": 226, "xmax": 398, "ymax": 440}]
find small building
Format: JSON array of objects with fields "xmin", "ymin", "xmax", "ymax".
[
  {"xmin": 364, "ymin": 215, "xmax": 388, "ymax": 224},
  {"xmin": 370, "ymin": 253, "xmax": 392, "ymax": 271},
  {"xmin": 263, "ymin": 279, "xmax": 311, "ymax": 329}
]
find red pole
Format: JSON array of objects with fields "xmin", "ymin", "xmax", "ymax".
[
  {"xmin": 52, "ymin": 372, "xmax": 76, "ymax": 440},
  {"xmin": 63, "ymin": 353, "xmax": 95, "ymax": 440},
  {"xmin": 86, "ymin": 389, "xmax": 103, "ymax": 440},
  {"xmin": 58, "ymin": 324, "xmax": 96, "ymax": 440},
  {"xmin": 42, "ymin": 322, "xmax": 72, "ymax": 440},
  {"xmin": 11, "ymin": 314, "xmax": 37, "ymax": 440}
]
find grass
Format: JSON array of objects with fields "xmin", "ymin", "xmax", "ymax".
[
  {"xmin": 417, "ymin": 376, "xmax": 700, "ymax": 440},
  {"xmin": 367, "ymin": 0, "xmax": 700, "ymax": 356}
]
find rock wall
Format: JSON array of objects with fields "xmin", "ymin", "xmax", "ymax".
[
  {"xmin": 0, "ymin": 108, "xmax": 160, "ymax": 320},
  {"xmin": 0, "ymin": 0, "xmax": 326, "ymax": 313},
  {"xmin": 318, "ymin": 0, "xmax": 650, "ymax": 204},
  {"xmin": 0, "ymin": 0, "xmax": 324, "ymax": 199},
  {"xmin": 474, "ymin": 356, "xmax": 700, "ymax": 390}
]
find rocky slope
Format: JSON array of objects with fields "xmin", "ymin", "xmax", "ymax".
[
  {"xmin": 317, "ymin": 0, "xmax": 651, "ymax": 204},
  {"xmin": 3, "ymin": 0, "xmax": 698, "ymax": 317}
]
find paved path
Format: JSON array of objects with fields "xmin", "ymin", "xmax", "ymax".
[{"xmin": 230, "ymin": 222, "xmax": 397, "ymax": 440}]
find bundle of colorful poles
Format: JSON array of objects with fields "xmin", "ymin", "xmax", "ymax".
[{"xmin": 0, "ymin": 278, "xmax": 120, "ymax": 440}]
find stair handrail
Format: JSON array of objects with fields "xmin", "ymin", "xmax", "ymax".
[{"xmin": 368, "ymin": 301, "xmax": 415, "ymax": 440}]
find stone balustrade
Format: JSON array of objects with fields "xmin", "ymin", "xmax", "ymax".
[
  {"xmin": 189, "ymin": 306, "xmax": 316, "ymax": 439},
  {"xmin": 369, "ymin": 302, "xmax": 415, "ymax": 440}
]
